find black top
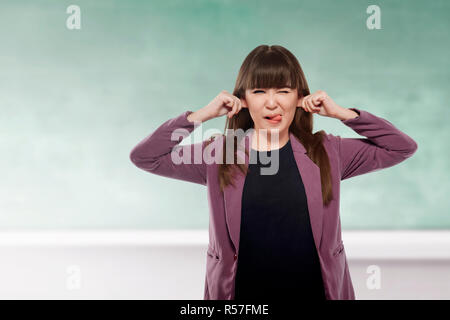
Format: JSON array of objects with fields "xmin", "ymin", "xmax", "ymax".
[{"xmin": 234, "ymin": 139, "xmax": 326, "ymax": 300}]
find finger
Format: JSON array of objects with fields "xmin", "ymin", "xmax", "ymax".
[
  {"xmin": 228, "ymin": 100, "xmax": 237, "ymax": 118},
  {"xmin": 313, "ymin": 96, "xmax": 322, "ymax": 111},
  {"xmin": 236, "ymin": 99, "xmax": 242, "ymax": 114},
  {"xmin": 314, "ymin": 103, "xmax": 321, "ymax": 111},
  {"xmin": 309, "ymin": 98, "xmax": 319, "ymax": 112},
  {"xmin": 233, "ymin": 98, "xmax": 240, "ymax": 114},
  {"xmin": 301, "ymin": 96, "xmax": 309, "ymax": 110},
  {"xmin": 227, "ymin": 102, "xmax": 233, "ymax": 118},
  {"xmin": 307, "ymin": 99, "xmax": 319, "ymax": 113},
  {"xmin": 232, "ymin": 100, "xmax": 238, "ymax": 117},
  {"xmin": 225, "ymin": 97, "xmax": 234, "ymax": 115},
  {"xmin": 312, "ymin": 96, "xmax": 320, "ymax": 106},
  {"xmin": 306, "ymin": 98, "xmax": 314, "ymax": 112},
  {"xmin": 302, "ymin": 97, "xmax": 307, "ymax": 112},
  {"xmin": 315, "ymin": 94, "xmax": 326, "ymax": 106},
  {"xmin": 308, "ymin": 98, "xmax": 319, "ymax": 113}
]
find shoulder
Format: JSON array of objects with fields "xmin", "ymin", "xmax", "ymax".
[{"xmin": 317, "ymin": 130, "xmax": 341, "ymax": 155}]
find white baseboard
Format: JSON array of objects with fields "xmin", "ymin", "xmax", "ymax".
[
  {"xmin": 0, "ymin": 230, "xmax": 449, "ymax": 259},
  {"xmin": 0, "ymin": 230, "xmax": 449, "ymax": 299}
]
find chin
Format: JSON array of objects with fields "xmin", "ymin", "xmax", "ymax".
[{"xmin": 266, "ymin": 127, "xmax": 283, "ymax": 135}]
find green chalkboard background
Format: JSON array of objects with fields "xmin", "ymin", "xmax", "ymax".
[{"xmin": 0, "ymin": 0, "xmax": 447, "ymax": 229}]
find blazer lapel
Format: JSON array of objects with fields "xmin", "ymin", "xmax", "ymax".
[
  {"xmin": 223, "ymin": 131, "xmax": 324, "ymax": 255},
  {"xmin": 289, "ymin": 131, "xmax": 324, "ymax": 253}
]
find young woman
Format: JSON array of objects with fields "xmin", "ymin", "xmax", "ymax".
[{"xmin": 129, "ymin": 45, "xmax": 418, "ymax": 300}]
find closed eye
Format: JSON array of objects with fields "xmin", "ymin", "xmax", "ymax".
[{"xmin": 253, "ymin": 90, "xmax": 289, "ymax": 93}]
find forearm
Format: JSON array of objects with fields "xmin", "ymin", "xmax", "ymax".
[
  {"xmin": 187, "ymin": 107, "xmax": 212, "ymax": 123},
  {"xmin": 335, "ymin": 107, "xmax": 360, "ymax": 121},
  {"xmin": 130, "ymin": 110, "xmax": 195, "ymax": 167},
  {"xmin": 129, "ymin": 110, "xmax": 208, "ymax": 185}
]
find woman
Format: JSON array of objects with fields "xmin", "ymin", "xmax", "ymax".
[{"xmin": 129, "ymin": 45, "xmax": 418, "ymax": 300}]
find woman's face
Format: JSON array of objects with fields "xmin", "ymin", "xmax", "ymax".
[{"xmin": 241, "ymin": 87, "xmax": 302, "ymax": 134}]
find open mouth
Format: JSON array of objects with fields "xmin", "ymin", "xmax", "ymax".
[{"xmin": 264, "ymin": 114, "xmax": 282, "ymax": 123}]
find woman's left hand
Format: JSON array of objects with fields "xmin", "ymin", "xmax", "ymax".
[{"xmin": 298, "ymin": 90, "xmax": 343, "ymax": 118}]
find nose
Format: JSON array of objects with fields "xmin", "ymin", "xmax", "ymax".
[{"xmin": 265, "ymin": 91, "xmax": 279, "ymax": 108}]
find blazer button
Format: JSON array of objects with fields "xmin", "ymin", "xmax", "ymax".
[{"xmin": 234, "ymin": 254, "xmax": 237, "ymax": 261}]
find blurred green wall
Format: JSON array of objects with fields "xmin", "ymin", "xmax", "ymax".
[{"xmin": 0, "ymin": 0, "xmax": 447, "ymax": 229}]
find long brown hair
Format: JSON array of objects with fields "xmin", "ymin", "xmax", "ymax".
[{"xmin": 208, "ymin": 45, "xmax": 333, "ymax": 207}]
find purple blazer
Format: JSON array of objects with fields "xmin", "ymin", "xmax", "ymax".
[{"xmin": 129, "ymin": 108, "xmax": 418, "ymax": 300}]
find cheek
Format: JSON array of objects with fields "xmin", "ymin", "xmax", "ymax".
[
  {"xmin": 284, "ymin": 109, "xmax": 297, "ymax": 124},
  {"xmin": 248, "ymin": 108, "xmax": 263, "ymax": 119}
]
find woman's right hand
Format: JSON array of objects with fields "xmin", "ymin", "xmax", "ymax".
[
  {"xmin": 204, "ymin": 90, "xmax": 243, "ymax": 120},
  {"xmin": 187, "ymin": 90, "xmax": 243, "ymax": 123},
  {"xmin": 208, "ymin": 90, "xmax": 243, "ymax": 119}
]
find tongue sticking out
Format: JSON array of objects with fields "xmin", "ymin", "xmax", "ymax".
[{"xmin": 268, "ymin": 115, "xmax": 282, "ymax": 121}]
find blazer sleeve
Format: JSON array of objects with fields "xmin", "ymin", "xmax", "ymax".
[
  {"xmin": 333, "ymin": 108, "xmax": 418, "ymax": 181},
  {"xmin": 129, "ymin": 110, "xmax": 208, "ymax": 186}
]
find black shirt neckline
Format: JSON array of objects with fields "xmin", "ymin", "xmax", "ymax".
[{"xmin": 250, "ymin": 139, "xmax": 291, "ymax": 153}]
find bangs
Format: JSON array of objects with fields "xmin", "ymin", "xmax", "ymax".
[{"xmin": 243, "ymin": 51, "xmax": 298, "ymax": 90}]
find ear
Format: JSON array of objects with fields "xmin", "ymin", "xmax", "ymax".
[
  {"xmin": 297, "ymin": 96, "xmax": 304, "ymax": 107},
  {"xmin": 241, "ymin": 98, "xmax": 248, "ymax": 108}
]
